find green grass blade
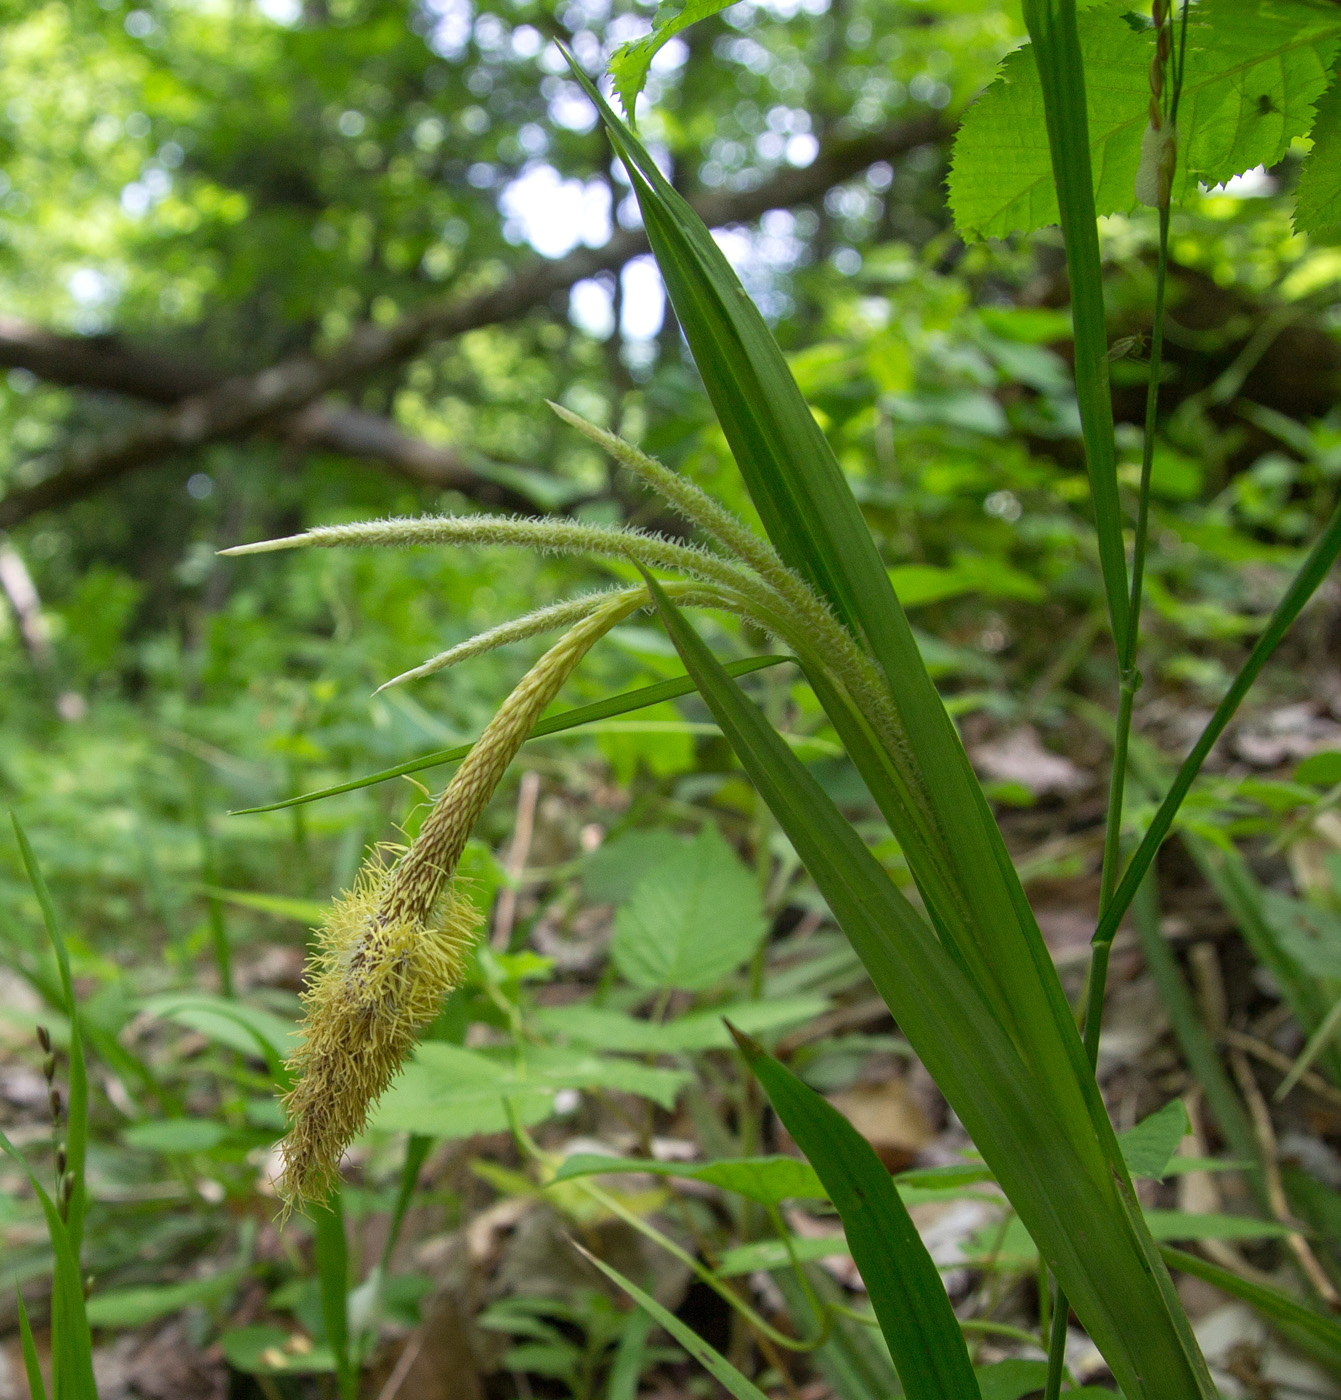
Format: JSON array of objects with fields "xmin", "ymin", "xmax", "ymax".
[
  {"xmin": 1096, "ymin": 502, "xmax": 1341, "ymax": 946},
  {"xmin": 642, "ymin": 575, "xmax": 1215, "ymax": 1400},
  {"xmin": 17, "ymin": 1291, "xmax": 49, "ymax": 1400},
  {"xmin": 0, "ymin": 1131, "xmax": 96, "ymax": 1400},
  {"xmin": 230, "ymin": 655, "xmax": 788, "ymax": 814},
  {"xmin": 1128, "ymin": 872, "xmax": 1266, "ymax": 1207},
  {"xmin": 1020, "ymin": 0, "xmax": 1129, "ymax": 655},
  {"xmin": 570, "ymin": 63, "xmax": 1122, "ymax": 1172},
  {"xmin": 11, "ymin": 817, "xmax": 88, "ymax": 1257},
  {"xmin": 571, "ymin": 1245, "xmax": 770, "ymax": 1400},
  {"xmin": 604, "ymin": 1308, "xmax": 653, "ymax": 1400},
  {"xmin": 312, "ymin": 1195, "xmax": 356, "ymax": 1400},
  {"xmin": 731, "ymin": 1027, "xmax": 979, "ymax": 1400},
  {"xmin": 1161, "ymin": 1245, "xmax": 1341, "ymax": 1370}
]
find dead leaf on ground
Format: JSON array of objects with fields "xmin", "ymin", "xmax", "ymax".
[
  {"xmin": 971, "ymin": 727, "xmax": 1088, "ymax": 797},
  {"xmin": 824, "ymin": 1078, "xmax": 935, "ymax": 1171}
]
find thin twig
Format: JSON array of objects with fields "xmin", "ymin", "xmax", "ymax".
[
  {"xmin": 1228, "ymin": 1048, "xmax": 1340, "ymax": 1310},
  {"xmin": 492, "ymin": 770, "xmax": 542, "ymax": 950},
  {"xmin": 1222, "ymin": 1029, "xmax": 1341, "ymax": 1111},
  {"xmin": 374, "ymin": 1331, "xmax": 427, "ymax": 1400}
]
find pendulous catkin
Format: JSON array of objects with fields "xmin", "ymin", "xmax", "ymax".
[{"xmin": 276, "ymin": 601, "xmax": 627, "ymax": 1209}]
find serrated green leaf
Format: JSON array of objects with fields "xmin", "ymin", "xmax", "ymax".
[
  {"xmin": 950, "ymin": 0, "xmax": 1341, "ymax": 240},
  {"xmin": 1118, "ymin": 1100, "xmax": 1191, "ymax": 1179},
  {"xmin": 374, "ymin": 1041, "xmax": 690, "ymax": 1140},
  {"xmin": 608, "ymin": 0, "xmax": 738, "ymax": 119},
  {"xmin": 610, "ymin": 823, "xmax": 765, "ymax": 991}
]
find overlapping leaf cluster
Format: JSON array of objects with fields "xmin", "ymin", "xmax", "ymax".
[{"xmin": 949, "ymin": 0, "xmax": 1341, "ymax": 238}]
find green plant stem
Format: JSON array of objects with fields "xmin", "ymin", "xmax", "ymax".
[
  {"xmin": 1043, "ymin": 1289, "xmax": 1070, "ymax": 1400},
  {"xmin": 1054, "ymin": 136, "xmax": 1175, "ymax": 1400},
  {"xmin": 1083, "ymin": 201, "xmax": 1172, "ymax": 1068}
]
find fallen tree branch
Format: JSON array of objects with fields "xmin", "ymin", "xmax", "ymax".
[{"xmin": 0, "ymin": 114, "xmax": 944, "ymax": 530}]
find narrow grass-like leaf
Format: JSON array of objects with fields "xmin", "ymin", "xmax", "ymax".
[
  {"xmin": 16, "ymin": 1291, "xmax": 48, "ymax": 1400},
  {"xmin": 12, "ymin": 818, "xmax": 88, "ymax": 1257},
  {"xmin": 731, "ymin": 1027, "xmax": 979, "ymax": 1400},
  {"xmin": 571, "ymin": 1245, "xmax": 770, "ymax": 1400},
  {"xmin": 569, "ymin": 62, "xmax": 1123, "ymax": 1189},
  {"xmin": 1019, "ymin": 0, "xmax": 1129, "ymax": 657},
  {"xmin": 0, "ymin": 1130, "xmax": 96, "ymax": 1400},
  {"xmin": 1162, "ymin": 1245, "xmax": 1341, "ymax": 1370},
  {"xmin": 643, "ymin": 575, "xmax": 1215, "ymax": 1400},
  {"xmin": 1096, "ymin": 502, "xmax": 1341, "ymax": 946},
  {"xmin": 231, "ymin": 655, "xmax": 788, "ymax": 814},
  {"xmin": 312, "ymin": 1195, "xmax": 355, "ymax": 1400},
  {"xmin": 605, "ymin": 1308, "xmax": 653, "ymax": 1400}
]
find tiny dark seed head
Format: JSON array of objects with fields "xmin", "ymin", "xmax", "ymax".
[
  {"xmin": 59, "ymin": 1173, "xmax": 74, "ymax": 1209},
  {"xmin": 35, "ymin": 1025, "xmax": 51, "ymax": 1054},
  {"xmin": 49, "ymin": 1086, "xmax": 63, "ymax": 1122},
  {"xmin": 43, "ymin": 1054, "xmax": 56, "ymax": 1083},
  {"xmin": 55, "ymin": 1143, "xmax": 67, "ymax": 1176}
]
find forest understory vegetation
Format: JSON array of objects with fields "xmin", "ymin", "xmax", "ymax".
[{"xmin": 7, "ymin": 0, "xmax": 1341, "ymax": 1397}]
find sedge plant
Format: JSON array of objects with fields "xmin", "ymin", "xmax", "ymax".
[{"xmin": 224, "ymin": 11, "xmax": 1341, "ymax": 1398}]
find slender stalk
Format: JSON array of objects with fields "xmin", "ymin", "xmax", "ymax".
[
  {"xmin": 1049, "ymin": 10, "xmax": 1178, "ymax": 1392},
  {"xmin": 1082, "ymin": 201, "xmax": 1172, "ymax": 1065}
]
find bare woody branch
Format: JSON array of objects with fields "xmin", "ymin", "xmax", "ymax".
[
  {"xmin": 0, "ymin": 114, "xmax": 944, "ymax": 531},
  {"xmin": 0, "ymin": 318, "xmax": 542, "ymax": 513}
]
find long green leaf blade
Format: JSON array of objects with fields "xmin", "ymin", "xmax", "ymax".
[
  {"xmin": 1019, "ymin": 0, "xmax": 1129, "ymax": 657},
  {"xmin": 12, "ymin": 817, "xmax": 89, "ymax": 1257},
  {"xmin": 313, "ymin": 1196, "xmax": 355, "ymax": 1400},
  {"xmin": 731, "ymin": 1027, "xmax": 979, "ymax": 1400},
  {"xmin": 642, "ymin": 575, "xmax": 1215, "ymax": 1400},
  {"xmin": 573, "ymin": 59, "xmax": 1113, "ymax": 1174},
  {"xmin": 16, "ymin": 1292, "xmax": 48, "ymax": 1400},
  {"xmin": 1162, "ymin": 1245, "xmax": 1341, "ymax": 1370},
  {"xmin": 231, "ymin": 655, "xmax": 788, "ymax": 814},
  {"xmin": 573, "ymin": 1245, "xmax": 770, "ymax": 1400},
  {"xmin": 0, "ymin": 1131, "xmax": 96, "ymax": 1400},
  {"xmin": 1096, "ymin": 502, "xmax": 1341, "ymax": 945}
]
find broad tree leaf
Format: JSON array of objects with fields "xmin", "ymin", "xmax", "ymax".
[
  {"xmin": 609, "ymin": 0, "xmax": 738, "ymax": 119},
  {"xmin": 735, "ymin": 1029, "xmax": 981, "ymax": 1400},
  {"xmin": 1118, "ymin": 1100, "xmax": 1191, "ymax": 1179},
  {"xmin": 374, "ymin": 1041, "xmax": 690, "ymax": 1140},
  {"xmin": 610, "ymin": 823, "xmax": 765, "ymax": 991},
  {"xmin": 1296, "ymin": 75, "xmax": 1341, "ymax": 231},
  {"xmin": 950, "ymin": 0, "xmax": 1341, "ymax": 240},
  {"xmin": 553, "ymin": 1152, "xmax": 827, "ymax": 1206}
]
